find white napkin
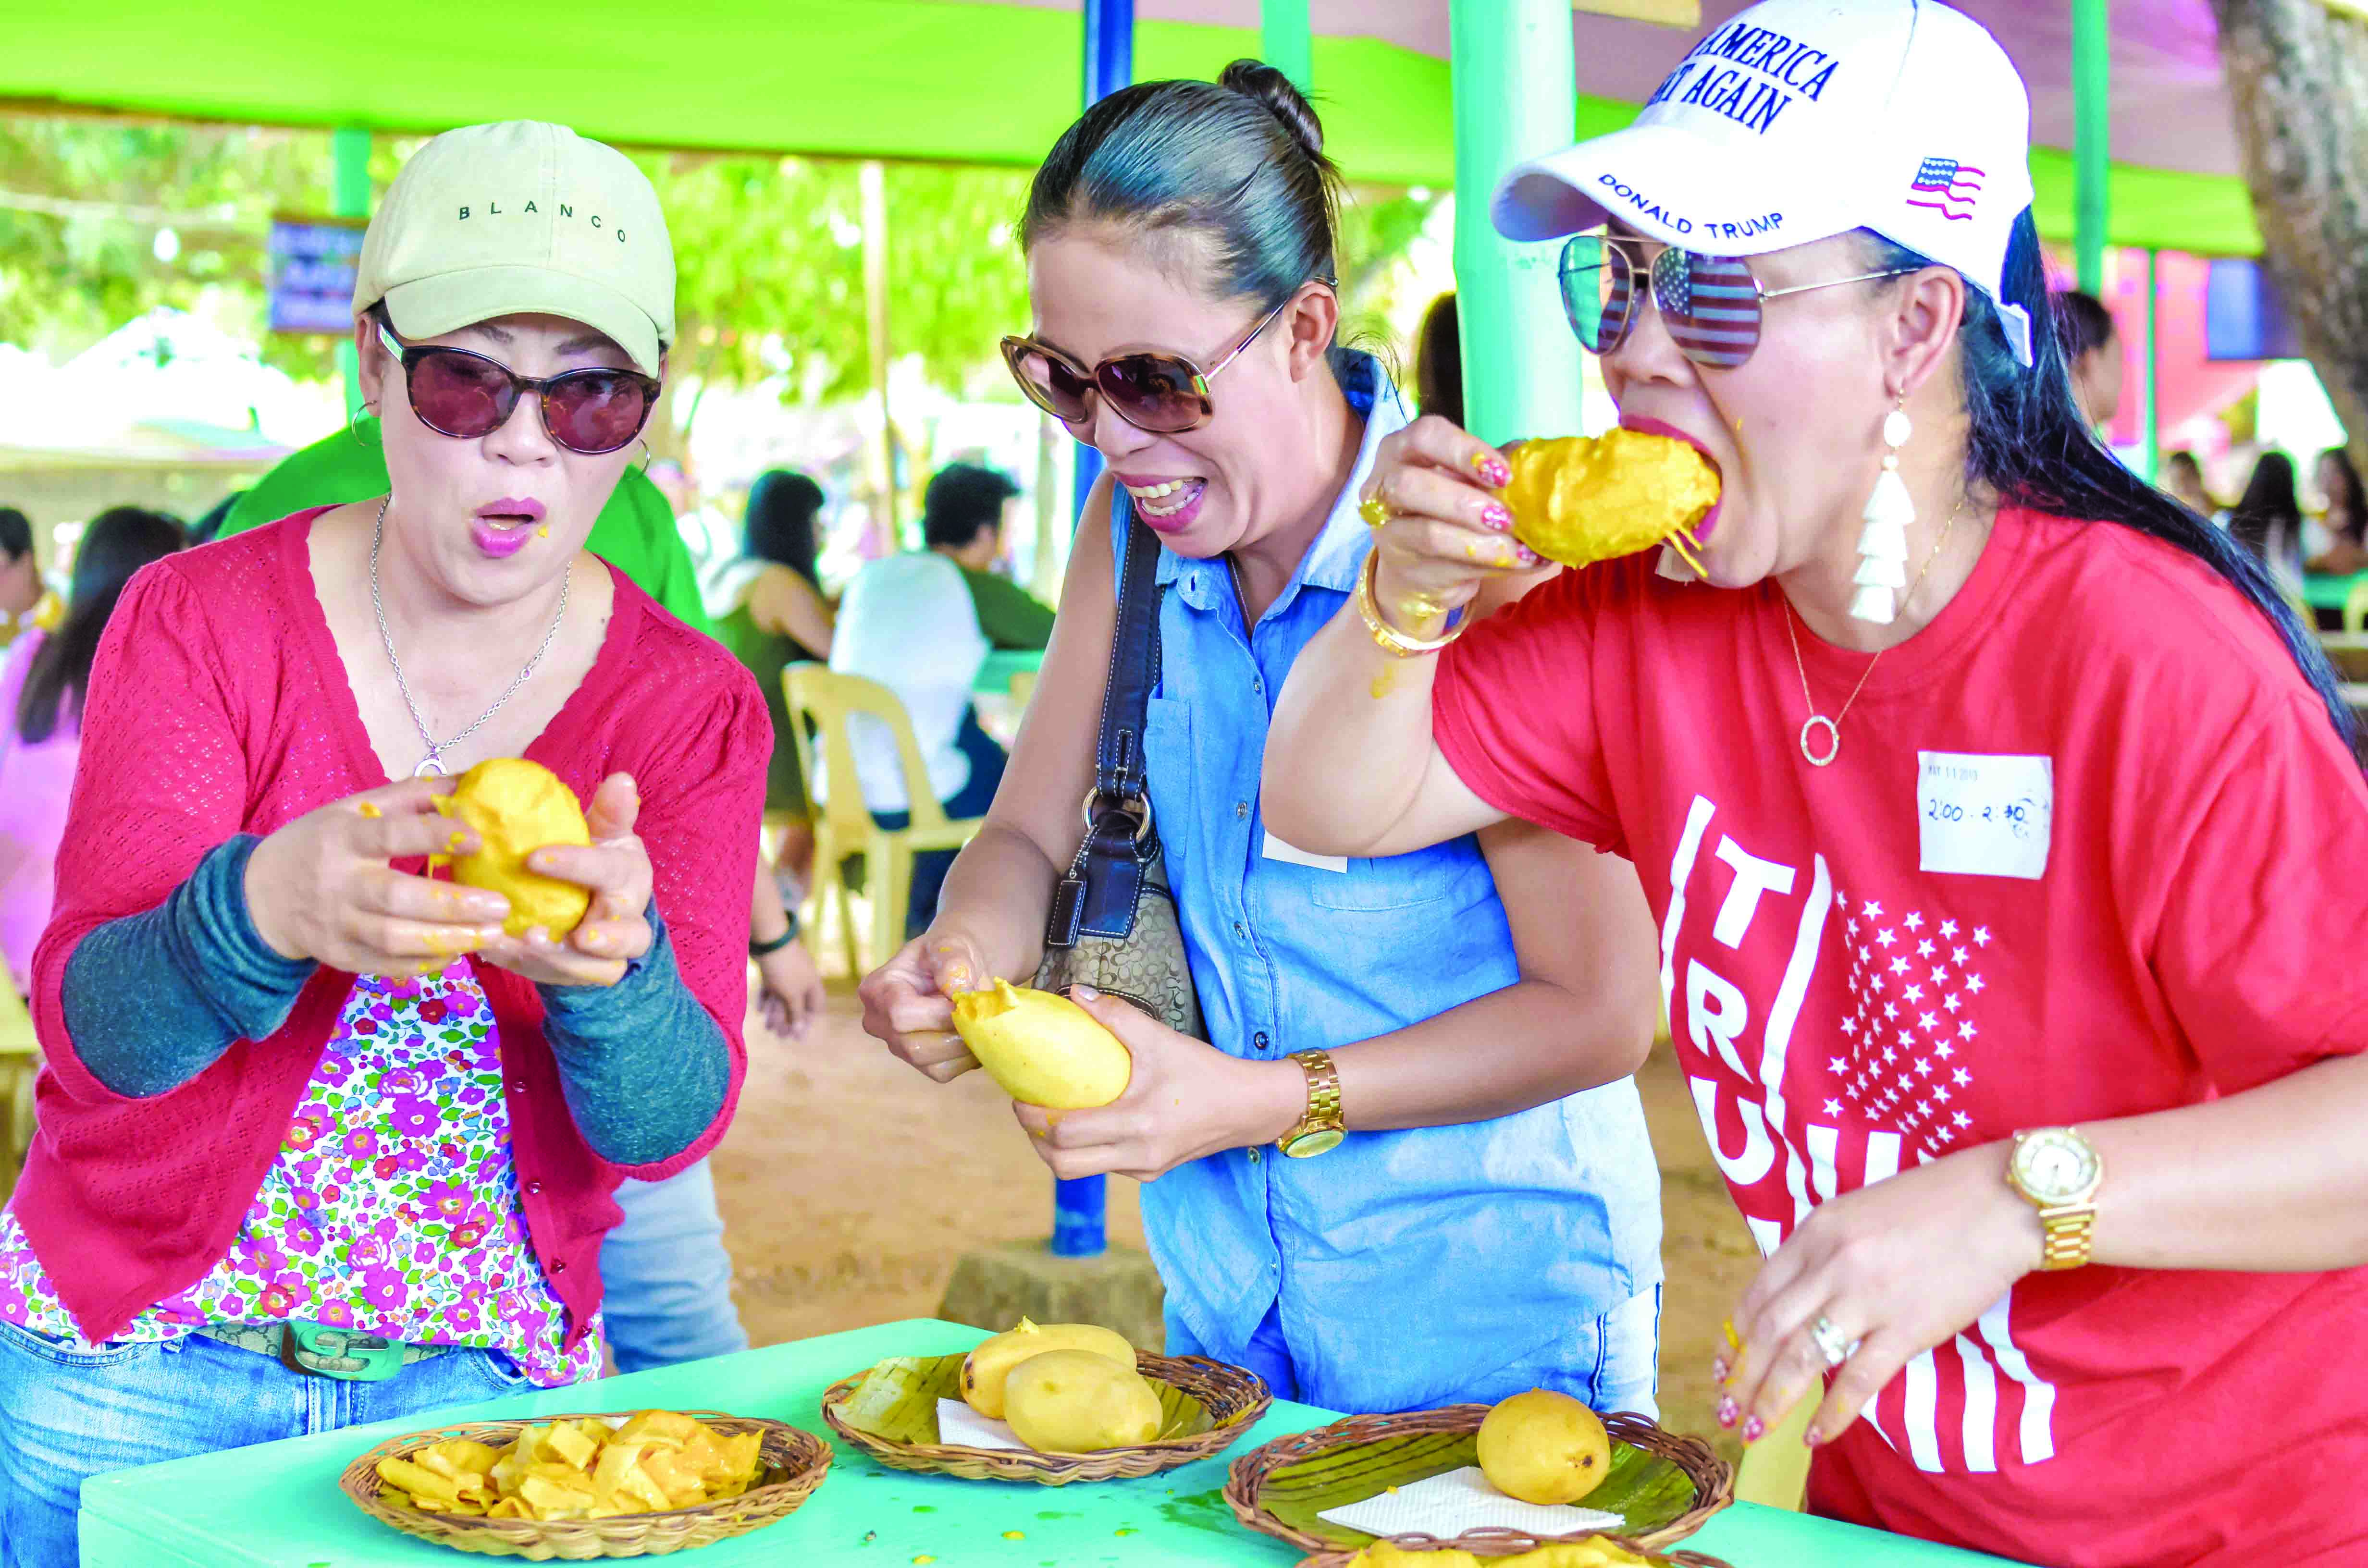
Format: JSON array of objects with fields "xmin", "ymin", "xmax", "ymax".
[
  {"xmin": 934, "ymin": 1398, "xmax": 1029, "ymax": 1451},
  {"xmin": 1318, "ymin": 1466, "xmax": 1623, "ymax": 1541}
]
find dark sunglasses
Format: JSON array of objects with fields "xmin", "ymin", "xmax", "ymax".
[
  {"xmin": 1000, "ymin": 282, "xmax": 1328, "ymax": 436},
  {"xmin": 375, "ymin": 321, "xmax": 661, "ymax": 455},
  {"xmin": 1559, "ymin": 235, "xmax": 1920, "ymax": 369}
]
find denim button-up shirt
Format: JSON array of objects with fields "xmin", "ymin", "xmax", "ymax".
[{"xmin": 1121, "ymin": 355, "xmax": 1662, "ymax": 1414}]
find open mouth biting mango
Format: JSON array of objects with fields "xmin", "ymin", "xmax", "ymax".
[
  {"xmin": 433, "ymin": 758, "xmax": 592, "ymax": 939},
  {"xmin": 1501, "ymin": 429, "xmax": 1720, "ymax": 573}
]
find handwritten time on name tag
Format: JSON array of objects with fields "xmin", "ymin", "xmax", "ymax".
[{"xmin": 1916, "ymin": 751, "xmax": 2053, "ymax": 881}]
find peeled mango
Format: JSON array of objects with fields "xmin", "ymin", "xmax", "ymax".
[
  {"xmin": 434, "ymin": 758, "xmax": 592, "ymax": 939},
  {"xmin": 1351, "ymin": 1544, "xmax": 1649, "ymax": 1568},
  {"xmin": 1502, "ymin": 429, "xmax": 1721, "ymax": 569},
  {"xmin": 950, "ymin": 980, "xmax": 1132, "ymax": 1109},
  {"xmin": 960, "ymin": 1317, "xmax": 1137, "ymax": 1419},
  {"xmin": 1001, "ymin": 1348, "xmax": 1163, "ymax": 1454},
  {"xmin": 1477, "ymin": 1387, "xmax": 1614, "ymax": 1507}
]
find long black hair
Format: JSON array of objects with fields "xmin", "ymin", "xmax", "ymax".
[
  {"xmin": 741, "ymin": 470, "xmax": 826, "ymax": 587},
  {"xmin": 2318, "ymin": 446, "xmax": 2365, "ymax": 546},
  {"xmin": 1022, "ymin": 61, "xmax": 1347, "ymax": 372},
  {"xmin": 1863, "ymin": 215, "xmax": 2362, "ymax": 767},
  {"xmin": 2229, "ymin": 450, "xmax": 2304, "ymax": 574},
  {"xmin": 15, "ymin": 506, "xmax": 185, "ymax": 745}
]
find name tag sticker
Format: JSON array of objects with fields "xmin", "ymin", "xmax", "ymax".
[
  {"xmin": 1917, "ymin": 751, "xmax": 2053, "ymax": 880},
  {"xmin": 1262, "ymin": 832, "xmax": 1348, "ymax": 874}
]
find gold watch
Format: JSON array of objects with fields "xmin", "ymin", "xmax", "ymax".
[
  {"xmin": 2006, "ymin": 1127, "xmax": 2104, "ymax": 1271},
  {"xmin": 1278, "ymin": 1050, "xmax": 1345, "ymax": 1159}
]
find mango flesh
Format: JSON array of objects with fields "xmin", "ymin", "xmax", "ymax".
[
  {"xmin": 1350, "ymin": 1545, "xmax": 1649, "ymax": 1568},
  {"xmin": 1476, "ymin": 1387, "xmax": 1614, "ymax": 1507},
  {"xmin": 949, "ymin": 980, "xmax": 1132, "ymax": 1109},
  {"xmin": 960, "ymin": 1317, "xmax": 1137, "ymax": 1419},
  {"xmin": 436, "ymin": 758, "xmax": 592, "ymax": 938},
  {"xmin": 1503, "ymin": 429, "xmax": 1721, "ymax": 569},
  {"xmin": 1001, "ymin": 1348, "xmax": 1163, "ymax": 1454}
]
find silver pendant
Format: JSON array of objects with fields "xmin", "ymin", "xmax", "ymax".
[
  {"xmin": 1800, "ymin": 715, "xmax": 1840, "ymax": 768},
  {"xmin": 413, "ymin": 755, "xmax": 447, "ymax": 779}
]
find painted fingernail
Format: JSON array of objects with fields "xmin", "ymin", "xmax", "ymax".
[
  {"xmin": 1508, "ymin": 544, "xmax": 1541, "ymax": 568},
  {"xmin": 1480, "ymin": 502, "xmax": 1513, "ymax": 531},
  {"xmin": 1715, "ymin": 1395, "xmax": 1739, "ymax": 1428},
  {"xmin": 1742, "ymin": 1415, "xmax": 1766, "ymax": 1445},
  {"xmin": 1803, "ymin": 1424, "xmax": 1824, "ymax": 1448},
  {"xmin": 1710, "ymin": 1355, "xmax": 1731, "ymax": 1385},
  {"xmin": 1474, "ymin": 453, "xmax": 1511, "ymax": 487}
]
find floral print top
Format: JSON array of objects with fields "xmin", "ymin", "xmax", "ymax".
[{"xmin": 0, "ymin": 965, "xmax": 601, "ymax": 1387}]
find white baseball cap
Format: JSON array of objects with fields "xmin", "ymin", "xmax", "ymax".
[
  {"xmin": 354, "ymin": 121, "xmax": 676, "ymax": 377},
  {"xmin": 1493, "ymin": 0, "xmax": 2036, "ymax": 365}
]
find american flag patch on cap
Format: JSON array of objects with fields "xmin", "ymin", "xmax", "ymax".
[{"xmin": 1908, "ymin": 158, "xmax": 1984, "ymax": 221}]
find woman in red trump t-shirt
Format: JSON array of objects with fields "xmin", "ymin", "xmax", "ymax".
[{"xmin": 1262, "ymin": 4, "xmax": 2368, "ymax": 1565}]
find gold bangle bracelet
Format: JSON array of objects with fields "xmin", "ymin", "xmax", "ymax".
[{"xmin": 1355, "ymin": 550, "xmax": 1468, "ymax": 659}]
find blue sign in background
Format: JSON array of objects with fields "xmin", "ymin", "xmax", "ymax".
[{"xmin": 268, "ymin": 217, "xmax": 366, "ymax": 334}]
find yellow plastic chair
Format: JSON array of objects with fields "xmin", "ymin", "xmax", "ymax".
[
  {"xmin": 0, "ymin": 965, "xmax": 40, "ymax": 1190},
  {"xmin": 2343, "ymin": 576, "xmax": 2368, "ymax": 635},
  {"xmin": 1733, "ymin": 1396, "xmax": 1815, "ymax": 1511},
  {"xmin": 783, "ymin": 664, "xmax": 989, "ymax": 977}
]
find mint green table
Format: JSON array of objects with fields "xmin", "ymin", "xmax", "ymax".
[
  {"xmin": 974, "ymin": 648, "xmax": 1044, "ymax": 696},
  {"xmin": 78, "ymin": 1320, "xmax": 2027, "ymax": 1568}
]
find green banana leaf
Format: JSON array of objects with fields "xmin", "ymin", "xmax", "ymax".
[
  {"xmin": 829, "ymin": 1355, "xmax": 1214, "ymax": 1448},
  {"xmin": 1255, "ymin": 1430, "xmax": 1699, "ymax": 1549}
]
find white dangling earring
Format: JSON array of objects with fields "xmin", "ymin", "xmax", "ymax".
[{"xmin": 1850, "ymin": 398, "xmax": 1915, "ymax": 624}]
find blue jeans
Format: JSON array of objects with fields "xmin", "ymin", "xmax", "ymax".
[
  {"xmin": 602, "ymin": 1159, "xmax": 748, "ymax": 1374},
  {"xmin": 1165, "ymin": 1286, "xmax": 1664, "ymax": 1419},
  {"xmin": 0, "ymin": 1323, "xmax": 545, "ymax": 1568}
]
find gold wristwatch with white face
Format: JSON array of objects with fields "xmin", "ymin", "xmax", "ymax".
[
  {"xmin": 1278, "ymin": 1050, "xmax": 1345, "ymax": 1159},
  {"xmin": 2007, "ymin": 1127, "xmax": 2104, "ymax": 1271}
]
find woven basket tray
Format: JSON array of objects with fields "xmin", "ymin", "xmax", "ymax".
[
  {"xmin": 821, "ymin": 1349, "xmax": 1270, "ymax": 1484},
  {"xmin": 1224, "ymin": 1405, "xmax": 1732, "ymax": 1558},
  {"xmin": 341, "ymin": 1410, "xmax": 830, "ymax": 1559}
]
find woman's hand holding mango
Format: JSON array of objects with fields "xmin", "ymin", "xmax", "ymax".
[
  {"xmin": 1360, "ymin": 415, "xmax": 1540, "ymax": 633},
  {"xmin": 859, "ymin": 925, "xmax": 996, "ymax": 1082},
  {"xmin": 475, "ymin": 772, "xmax": 654, "ymax": 988},
  {"xmin": 244, "ymin": 775, "xmax": 509, "ymax": 976}
]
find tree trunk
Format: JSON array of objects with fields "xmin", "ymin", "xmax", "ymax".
[{"xmin": 2210, "ymin": 0, "xmax": 2368, "ymax": 476}]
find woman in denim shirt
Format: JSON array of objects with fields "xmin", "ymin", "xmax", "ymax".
[{"xmin": 859, "ymin": 63, "xmax": 1665, "ymax": 1415}]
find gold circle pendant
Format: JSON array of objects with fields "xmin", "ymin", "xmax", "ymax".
[{"xmin": 1800, "ymin": 715, "xmax": 1840, "ymax": 767}]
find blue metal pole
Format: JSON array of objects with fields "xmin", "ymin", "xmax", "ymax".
[{"xmin": 1051, "ymin": 0, "xmax": 1135, "ymax": 1261}]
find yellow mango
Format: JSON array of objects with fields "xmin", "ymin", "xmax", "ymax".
[
  {"xmin": 962, "ymin": 1317, "xmax": 1138, "ymax": 1418},
  {"xmin": 1503, "ymin": 429, "xmax": 1721, "ymax": 569},
  {"xmin": 437, "ymin": 758, "xmax": 592, "ymax": 939},
  {"xmin": 1002, "ymin": 1348, "xmax": 1163, "ymax": 1453},
  {"xmin": 1477, "ymin": 1387, "xmax": 1613, "ymax": 1507},
  {"xmin": 1505, "ymin": 1542, "xmax": 1654, "ymax": 1567},
  {"xmin": 950, "ymin": 981, "xmax": 1131, "ymax": 1109},
  {"xmin": 1349, "ymin": 1547, "xmax": 1481, "ymax": 1568}
]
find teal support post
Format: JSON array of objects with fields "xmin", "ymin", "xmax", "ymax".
[
  {"xmin": 2072, "ymin": 0, "xmax": 2108, "ymax": 295},
  {"xmin": 2140, "ymin": 249, "xmax": 2160, "ymax": 482},
  {"xmin": 1262, "ymin": 0, "xmax": 1313, "ymax": 92},
  {"xmin": 333, "ymin": 126, "xmax": 372, "ymax": 418},
  {"xmin": 1450, "ymin": 0, "xmax": 1584, "ymax": 445}
]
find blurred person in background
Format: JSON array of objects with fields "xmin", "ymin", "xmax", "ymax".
[
  {"xmin": 2308, "ymin": 446, "xmax": 2368, "ymax": 576},
  {"xmin": 0, "ymin": 508, "xmax": 186, "ymax": 990},
  {"xmin": 0, "ymin": 508, "xmax": 61, "ymax": 652},
  {"xmin": 2231, "ymin": 449, "xmax": 2306, "ymax": 591},
  {"xmin": 2054, "ymin": 288, "xmax": 2121, "ymax": 433},
  {"xmin": 710, "ymin": 469, "xmax": 834, "ymax": 1040},
  {"xmin": 1412, "ymin": 291, "xmax": 1463, "ymax": 430},
  {"xmin": 2163, "ymin": 449, "xmax": 2217, "ymax": 520},
  {"xmin": 924, "ymin": 463, "xmax": 1054, "ymax": 651}
]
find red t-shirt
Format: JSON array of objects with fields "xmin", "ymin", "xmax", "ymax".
[{"xmin": 1434, "ymin": 507, "xmax": 2368, "ymax": 1568}]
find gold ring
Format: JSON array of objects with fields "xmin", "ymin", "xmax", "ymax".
[{"xmin": 1358, "ymin": 495, "xmax": 1392, "ymax": 528}]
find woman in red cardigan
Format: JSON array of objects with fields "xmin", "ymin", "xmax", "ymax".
[{"xmin": 0, "ymin": 122, "xmax": 766, "ymax": 1568}]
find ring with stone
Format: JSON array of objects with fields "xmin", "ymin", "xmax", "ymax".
[
  {"xmin": 1358, "ymin": 494, "xmax": 1393, "ymax": 528},
  {"xmin": 1808, "ymin": 1314, "xmax": 1858, "ymax": 1370}
]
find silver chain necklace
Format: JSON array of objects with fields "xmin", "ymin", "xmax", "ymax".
[{"xmin": 370, "ymin": 497, "xmax": 570, "ymax": 777}]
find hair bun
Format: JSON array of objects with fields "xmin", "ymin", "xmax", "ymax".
[{"xmin": 1220, "ymin": 59, "xmax": 1325, "ymax": 158}]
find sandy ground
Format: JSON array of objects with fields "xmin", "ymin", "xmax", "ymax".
[{"xmin": 711, "ymin": 979, "xmax": 1756, "ymax": 1463}]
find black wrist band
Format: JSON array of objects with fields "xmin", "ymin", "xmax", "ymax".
[{"xmin": 750, "ymin": 927, "xmax": 799, "ymax": 957}]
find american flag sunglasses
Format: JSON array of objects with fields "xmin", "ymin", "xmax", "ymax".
[{"xmin": 1558, "ymin": 235, "xmax": 1921, "ymax": 369}]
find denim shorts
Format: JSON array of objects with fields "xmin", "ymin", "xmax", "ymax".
[{"xmin": 0, "ymin": 1320, "xmax": 548, "ymax": 1568}]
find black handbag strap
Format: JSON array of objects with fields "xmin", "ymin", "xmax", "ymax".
[{"xmin": 1045, "ymin": 497, "xmax": 1166, "ymax": 947}]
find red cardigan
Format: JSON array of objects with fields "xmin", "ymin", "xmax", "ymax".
[{"xmin": 23, "ymin": 511, "xmax": 765, "ymax": 1348}]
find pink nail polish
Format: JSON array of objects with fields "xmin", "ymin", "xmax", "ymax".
[
  {"xmin": 1481, "ymin": 503, "xmax": 1513, "ymax": 531},
  {"xmin": 1481, "ymin": 458, "xmax": 1512, "ymax": 487},
  {"xmin": 1742, "ymin": 1415, "xmax": 1766, "ymax": 1444},
  {"xmin": 1709, "ymin": 1356, "xmax": 1731, "ymax": 1385},
  {"xmin": 1514, "ymin": 546, "xmax": 1542, "ymax": 567},
  {"xmin": 1715, "ymin": 1395, "xmax": 1739, "ymax": 1428},
  {"xmin": 1803, "ymin": 1425, "xmax": 1824, "ymax": 1448}
]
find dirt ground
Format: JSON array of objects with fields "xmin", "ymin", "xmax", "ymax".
[{"xmin": 711, "ymin": 980, "xmax": 1756, "ymax": 1464}]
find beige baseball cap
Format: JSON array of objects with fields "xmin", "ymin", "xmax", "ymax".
[{"xmin": 353, "ymin": 121, "xmax": 675, "ymax": 377}]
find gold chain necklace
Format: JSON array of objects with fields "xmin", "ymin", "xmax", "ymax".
[{"xmin": 1784, "ymin": 497, "xmax": 1966, "ymax": 768}]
